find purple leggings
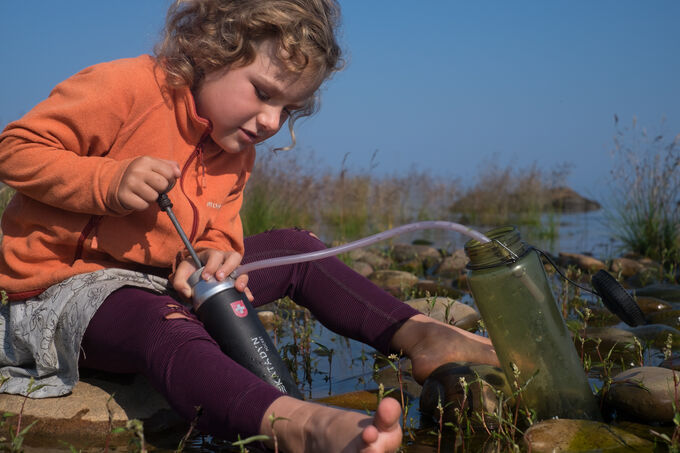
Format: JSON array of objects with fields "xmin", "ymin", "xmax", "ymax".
[{"xmin": 79, "ymin": 228, "xmax": 418, "ymax": 439}]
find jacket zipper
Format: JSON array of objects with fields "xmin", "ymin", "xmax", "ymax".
[
  {"xmin": 72, "ymin": 215, "xmax": 103, "ymax": 263},
  {"xmin": 179, "ymin": 126, "xmax": 212, "ymax": 242}
]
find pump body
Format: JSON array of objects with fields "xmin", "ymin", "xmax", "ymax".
[{"xmin": 189, "ymin": 270, "xmax": 302, "ymax": 399}]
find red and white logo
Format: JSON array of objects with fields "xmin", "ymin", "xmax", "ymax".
[{"xmin": 230, "ymin": 300, "xmax": 248, "ymax": 318}]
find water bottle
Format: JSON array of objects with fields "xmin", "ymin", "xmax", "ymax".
[{"xmin": 465, "ymin": 226, "xmax": 600, "ymax": 420}]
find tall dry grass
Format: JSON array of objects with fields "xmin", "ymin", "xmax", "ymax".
[{"xmin": 241, "ymin": 150, "xmax": 461, "ymax": 241}]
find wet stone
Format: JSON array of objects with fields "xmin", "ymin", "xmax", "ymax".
[
  {"xmin": 405, "ymin": 297, "xmax": 480, "ymax": 331},
  {"xmin": 603, "ymin": 366, "xmax": 679, "ymax": 423},
  {"xmin": 645, "ymin": 309, "xmax": 680, "ymax": 329},
  {"xmin": 624, "ymin": 324, "xmax": 680, "ymax": 349},
  {"xmin": 419, "ymin": 362, "xmax": 510, "ymax": 424},
  {"xmin": 634, "ymin": 296, "xmax": 672, "ymax": 314},
  {"xmin": 314, "ymin": 390, "xmax": 380, "ymax": 412},
  {"xmin": 522, "ymin": 418, "xmax": 654, "ymax": 452},
  {"xmin": 579, "ymin": 327, "xmax": 640, "ymax": 365}
]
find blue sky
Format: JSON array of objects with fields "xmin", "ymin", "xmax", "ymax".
[{"xmin": 1, "ymin": 1, "xmax": 678, "ymax": 200}]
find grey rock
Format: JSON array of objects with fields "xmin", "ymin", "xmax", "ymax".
[
  {"xmin": 434, "ymin": 249, "xmax": 469, "ymax": 279},
  {"xmin": 368, "ymin": 270, "xmax": 419, "ymax": 298}
]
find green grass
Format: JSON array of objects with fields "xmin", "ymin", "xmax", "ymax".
[{"xmin": 605, "ymin": 116, "xmax": 680, "ymax": 268}]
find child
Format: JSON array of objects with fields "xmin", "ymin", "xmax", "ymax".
[{"xmin": 0, "ymin": 0, "xmax": 497, "ymax": 451}]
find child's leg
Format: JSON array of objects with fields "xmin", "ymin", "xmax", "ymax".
[
  {"xmin": 79, "ymin": 287, "xmax": 283, "ymax": 439},
  {"xmin": 243, "ymin": 228, "xmax": 419, "ymax": 354},
  {"xmin": 80, "ymin": 286, "xmax": 403, "ymax": 451}
]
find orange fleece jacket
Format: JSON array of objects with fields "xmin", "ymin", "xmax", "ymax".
[{"xmin": 0, "ymin": 55, "xmax": 255, "ymax": 299}]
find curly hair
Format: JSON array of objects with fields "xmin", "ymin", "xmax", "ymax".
[{"xmin": 155, "ymin": 0, "xmax": 343, "ymax": 148}]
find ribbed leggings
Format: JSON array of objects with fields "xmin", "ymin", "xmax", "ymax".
[{"xmin": 79, "ymin": 228, "xmax": 418, "ymax": 439}]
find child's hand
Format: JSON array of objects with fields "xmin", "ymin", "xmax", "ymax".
[
  {"xmin": 116, "ymin": 156, "xmax": 181, "ymax": 210},
  {"xmin": 172, "ymin": 249, "xmax": 253, "ymax": 302}
]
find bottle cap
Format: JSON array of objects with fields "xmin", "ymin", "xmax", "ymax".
[{"xmin": 591, "ymin": 270, "xmax": 646, "ymax": 327}]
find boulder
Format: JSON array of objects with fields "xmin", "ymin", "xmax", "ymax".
[
  {"xmin": 548, "ymin": 187, "xmax": 601, "ymax": 213},
  {"xmin": 603, "ymin": 366, "xmax": 679, "ymax": 423},
  {"xmin": 633, "ymin": 284, "xmax": 680, "ymax": 303}
]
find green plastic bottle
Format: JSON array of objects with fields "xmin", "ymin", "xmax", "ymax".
[{"xmin": 465, "ymin": 226, "xmax": 600, "ymax": 420}]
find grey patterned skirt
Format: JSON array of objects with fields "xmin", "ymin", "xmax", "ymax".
[{"xmin": 0, "ymin": 269, "xmax": 171, "ymax": 398}]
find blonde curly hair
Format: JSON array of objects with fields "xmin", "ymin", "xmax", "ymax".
[{"xmin": 155, "ymin": 0, "xmax": 343, "ymax": 148}]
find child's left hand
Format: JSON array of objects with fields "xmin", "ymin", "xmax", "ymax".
[{"xmin": 171, "ymin": 249, "xmax": 252, "ymax": 302}]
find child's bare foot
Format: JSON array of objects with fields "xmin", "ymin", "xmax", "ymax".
[
  {"xmin": 260, "ymin": 396, "xmax": 402, "ymax": 453},
  {"xmin": 391, "ymin": 314, "xmax": 500, "ymax": 383}
]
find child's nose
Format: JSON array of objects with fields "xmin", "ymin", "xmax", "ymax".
[{"xmin": 257, "ymin": 106, "xmax": 283, "ymax": 134}]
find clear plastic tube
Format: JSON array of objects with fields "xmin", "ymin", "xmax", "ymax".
[{"xmin": 234, "ymin": 221, "xmax": 490, "ymax": 276}]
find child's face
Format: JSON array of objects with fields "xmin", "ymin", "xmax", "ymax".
[{"xmin": 195, "ymin": 40, "xmax": 322, "ymax": 154}]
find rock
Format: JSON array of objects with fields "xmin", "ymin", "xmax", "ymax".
[
  {"xmin": 391, "ymin": 244, "xmax": 441, "ymax": 269},
  {"xmin": 610, "ymin": 257, "xmax": 644, "ymax": 279},
  {"xmin": 659, "ymin": 354, "xmax": 680, "ymax": 371},
  {"xmin": 404, "ymin": 297, "xmax": 481, "ymax": 330},
  {"xmin": 523, "ymin": 418, "xmax": 653, "ymax": 452},
  {"xmin": 434, "ymin": 249, "xmax": 469, "ymax": 279},
  {"xmin": 548, "ymin": 187, "xmax": 601, "ymax": 213},
  {"xmin": 558, "ymin": 252, "xmax": 607, "ymax": 273},
  {"xmin": 0, "ymin": 373, "xmax": 184, "ymax": 449},
  {"xmin": 349, "ymin": 260, "xmax": 373, "ymax": 277},
  {"xmin": 634, "ymin": 296, "xmax": 672, "ymax": 314},
  {"xmin": 314, "ymin": 390, "xmax": 380, "ymax": 412},
  {"xmin": 348, "ymin": 248, "xmax": 390, "ymax": 270},
  {"xmin": 604, "ymin": 366, "xmax": 679, "ymax": 423},
  {"xmin": 257, "ymin": 310, "xmax": 279, "ymax": 330},
  {"xmin": 645, "ymin": 309, "xmax": 680, "ymax": 329},
  {"xmin": 419, "ymin": 362, "xmax": 510, "ymax": 424},
  {"xmin": 412, "ymin": 280, "xmax": 464, "ymax": 299},
  {"xmin": 368, "ymin": 270, "xmax": 419, "ymax": 297},
  {"xmin": 372, "ymin": 357, "xmax": 422, "ymax": 399},
  {"xmin": 624, "ymin": 324, "xmax": 680, "ymax": 349},
  {"xmin": 580, "ymin": 327, "xmax": 640, "ymax": 365},
  {"xmin": 633, "ymin": 284, "xmax": 680, "ymax": 303}
]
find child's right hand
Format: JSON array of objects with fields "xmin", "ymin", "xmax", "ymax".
[{"xmin": 115, "ymin": 156, "xmax": 181, "ymax": 210}]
